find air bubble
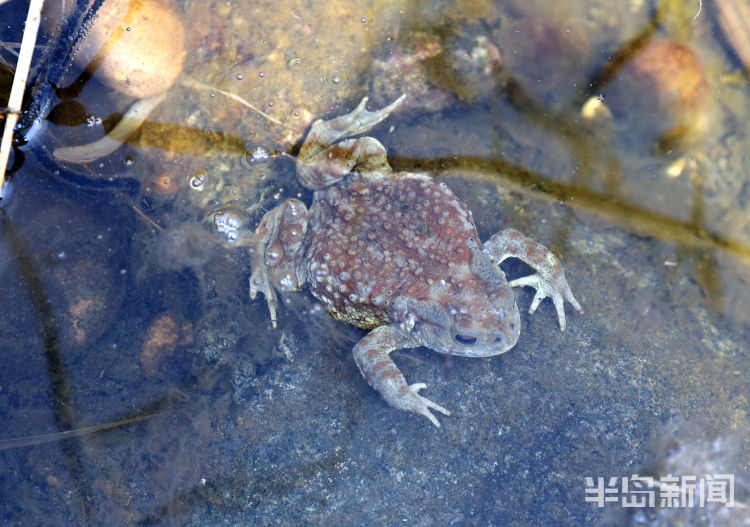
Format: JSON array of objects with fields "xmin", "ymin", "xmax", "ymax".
[
  {"xmin": 245, "ymin": 144, "xmax": 271, "ymax": 166},
  {"xmin": 236, "ymin": 72, "xmax": 244, "ymax": 80},
  {"xmin": 189, "ymin": 171, "xmax": 207, "ymax": 191},
  {"xmin": 48, "ymin": 250, "xmax": 66, "ymax": 264}
]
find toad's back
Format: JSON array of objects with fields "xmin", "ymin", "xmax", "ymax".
[{"xmin": 303, "ymin": 172, "xmax": 480, "ymax": 328}]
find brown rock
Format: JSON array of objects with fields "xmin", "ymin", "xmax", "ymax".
[
  {"xmin": 140, "ymin": 310, "xmax": 194, "ymax": 377},
  {"xmin": 605, "ymin": 38, "xmax": 711, "ymax": 149},
  {"xmin": 45, "ymin": 0, "xmax": 186, "ymax": 98}
]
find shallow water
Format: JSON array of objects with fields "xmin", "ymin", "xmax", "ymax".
[{"xmin": 1, "ymin": 0, "xmax": 749, "ymax": 525}]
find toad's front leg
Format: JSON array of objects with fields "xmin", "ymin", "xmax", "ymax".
[
  {"xmin": 249, "ymin": 199, "xmax": 308, "ymax": 328},
  {"xmin": 353, "ymin": 325, "xmax": 451, "ymax": 428},
  {"xmin": 484, "ymin": 229, "xmax": 582, "ymax": 331}
]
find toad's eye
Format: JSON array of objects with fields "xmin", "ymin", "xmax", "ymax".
[{"xmin": 454, "ymin": 334, "xmax": 477, "ymax": 346}]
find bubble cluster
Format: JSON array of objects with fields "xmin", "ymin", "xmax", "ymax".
[
  {"xmin": 213, "ymin": 208, "xmax": 244, "ymax": 245},
  {"xmin": 86, "ymin": 115, "xmax": 103, "ymax": 128}
]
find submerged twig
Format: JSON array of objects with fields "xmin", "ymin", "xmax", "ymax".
[
  {"xmin": 0, "ymin": 41, "xmax": 47, "ymax": 59},
  {"xmin": 0, "ymin": 0, "xmax": 44, "ymax": 197},
  {"xmin": 181, "ymin": 76, "xmax": 302, "ymax": 132},
  {"xmin": 0, "ymin": 410, "xmax": 169, "ymax": 451},
  {"xmin": 128, "ymin": 199, "xmax": 164, "ymax": 231}
]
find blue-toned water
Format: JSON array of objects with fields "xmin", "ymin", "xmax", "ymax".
[{"xmin": 1, "ymin": 0, "xmax": 748, "ymax": 525}]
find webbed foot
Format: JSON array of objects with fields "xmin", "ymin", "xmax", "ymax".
[
  {"xmin": 396, "ymin": 382, "xmax": 451, "ymax": 428},
  {"xmin": 509, "ymin": 271, "xmax": 582, "ymax": 331},
  {"xmin": 308, "ymin": 95, "xmax": 406, "ymax": 147}
]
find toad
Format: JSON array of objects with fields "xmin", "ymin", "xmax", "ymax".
[{"xmin": 249, "ymin": 96, "xmax": 582, "ymax": 427}]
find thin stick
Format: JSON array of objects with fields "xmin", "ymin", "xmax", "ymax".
[
  {"xmin": 0, "ymin": 410, "xmax": 170, "ymax": 451},
  {"xmin": 0, "ymin": 0, "xmax": 45, "ymax": 197},
  {"xmin": 128, "ymin": 200, "xmax": 164, "ymax": 231},
  {"xmin": 181, "ymin": 76, "xmax": 302, "ymax": 133}
]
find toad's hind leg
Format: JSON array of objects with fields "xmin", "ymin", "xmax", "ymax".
[
  {"xmin": 297, "ymin": 96, "xmax": 406, "ymax": 189},
  {"xmin": 353, "ymin": 325, "xmax": 451, "ymax": 428},
  {"xmin": 249, "ymin": 199, "xmax": 308, "ymax": 328}
]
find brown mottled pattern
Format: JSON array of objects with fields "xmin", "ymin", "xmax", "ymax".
[{"xmin": 303, "ymin": 172, "xmax": 477, "ymax": 328}]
